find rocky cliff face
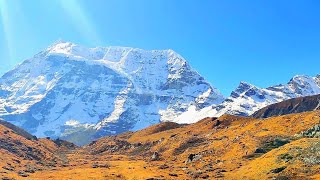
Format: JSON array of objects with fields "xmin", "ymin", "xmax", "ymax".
[{"xmin": 0, "ymin": 41, "xmax": 224, "ymax": 145}]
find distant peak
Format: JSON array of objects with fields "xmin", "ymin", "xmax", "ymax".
[
  {"xmin": 237, "ymin": 81, "xmax": 256, "ymax": 92},
  {"xmin": 230, "ymin": 81, "xmax": 255, "ymax": 97},
  {"xmin": 292, "ymin": 74, "xmax": 311, "ymax": 80},
  {"xmin": 49, "ymin": 39, "xmax": 73, "ymax": 48},
  {"xmin": 239, "ymin": 81, "xmax": 254, "ymax": 88},
  {"xmin": 289, "ymin": 74, "xmax": 313, "ymax": 84}
]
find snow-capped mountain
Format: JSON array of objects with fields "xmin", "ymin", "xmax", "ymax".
[
  {"xmin": 175, "ymin": 75, "xmax": 320, "ymax": 123},
  {"xmin": 0, "ymin": 41, "xmax": 224, "ymax": 145}
]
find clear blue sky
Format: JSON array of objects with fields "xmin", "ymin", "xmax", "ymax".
[{"xmin": 0, "ymin": 0, "xmax": 320, "ymax": 96}]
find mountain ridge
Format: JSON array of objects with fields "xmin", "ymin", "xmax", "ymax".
[
  {"xmin": 252, "ymin": 93, "xmax": 320, "ymax": 118},
  {"xmin": 176, "ymin": 74, "xmax": 320, "ymax": 122},
  {"xmin": 0, "ymin": 41, "xmax": 224, "ymax": 145}
]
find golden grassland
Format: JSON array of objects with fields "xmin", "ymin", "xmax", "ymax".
[{"xmin": 1, "ymin": 110, "xmax": 320, "ymax": 179}]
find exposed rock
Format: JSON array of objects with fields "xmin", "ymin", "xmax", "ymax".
[
  {"xmin": 168, "ymin": 173, "xmax": 178, "ymax": 177},
  {"xmin": 150, "ymin": 152, "xmax": 160, "ymax": 161},
  {"xmin": 186, "ymin": 153, "xmax": 202, "ymax": 163},
  {"xmin": 174, "ymin": 137, "xmax": 206, "ymax": 155},
  {"xmin": 295, "ymin": 125, "xmax": 320, "ymax": 138},
  {"xmin": 18, "ymin": 171, "xmax": 29, "ymax": 177},
  {"xmin": 1, "ymin": 177, "xmax": 15, "ymax": 180},
  {"xmin": 91, "ymin": 162, "xmax": 110, "ymax": 169},
  {"xmin": 158, "ymin": 164, "xmax": 169, "ymax": 169},
  {"xmin": 146, "ymin": 178, "xmax": 165, "ymax": 180},
  {"xmin": 270, "ymin": 166, "xmax": 286, "ymax": 174}
]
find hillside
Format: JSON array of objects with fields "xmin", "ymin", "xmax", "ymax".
[
  {"xmin": 253, "ymin": 94, "xmax": 320, "ymax": 118},
  {"xmin": 0, "ymin": 119, "xmax": 37, "ymax": 140},
  {"xmin": 7, "ymin": 110, "xmax": 316, "ymax": 179},
  {"xmin": 0, "ymin": 120, "xmax": 76, "ymax": 179}
]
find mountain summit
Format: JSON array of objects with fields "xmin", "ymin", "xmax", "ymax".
[
  {"xmin": 176, "ymin": 74, "xmax": 320, "ymax": 122},
  {"xmin": 0, "ymin": 42, "xmax": 224, "ymax": 145}
]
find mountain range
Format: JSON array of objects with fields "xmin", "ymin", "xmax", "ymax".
[
  {"xmin": 0, "ymin": 95, "xmax": 319, "ymax": 179},
  {"xmin": 0, "ymin": 41, "xmax": 319, "ymax": 179},
  {"xmin": 178, "ymin": 75, "xmax": 320, "ymax": 122},
  {"xmin": 0, "ymin": 41, "xmax": 319, "ymax": 145}
]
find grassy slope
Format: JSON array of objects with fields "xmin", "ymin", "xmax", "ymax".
[
  {"xmin": 31, "ymin": 111, "xmax": 320, "ymax": 179},
  {"xmin": 0, "ymin": 124, "xmax": 76, "ymax": 179},
  {"xmin": 2, "ymin": 110, "xmax": 320, "ymax": 179}
]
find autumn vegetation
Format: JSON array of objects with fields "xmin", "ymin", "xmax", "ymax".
[{"xmin": 0, "ymin": 109, "xmax": 319, "ymax": 179}]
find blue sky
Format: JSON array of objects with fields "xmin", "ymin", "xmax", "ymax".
[{"xmin": 0, "ymin": 0, "xmax": 320, "ymax": 96}]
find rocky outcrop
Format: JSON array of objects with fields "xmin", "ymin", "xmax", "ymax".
[{"xmin": 295, "ymin": 125, "xmax": 320, "ymax": 138}]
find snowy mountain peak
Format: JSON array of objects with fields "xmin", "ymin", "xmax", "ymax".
[
  {"xmin": 46, "ymin": 41, "xmax": 189, "ymax": 69},
  {"xmin": 0, "ymin": 42, "xmax": 224, "ymax": 145},
  {"xmin": 236, "ymin": 81, "xmax": 255, "ymax": 92},
  {"xmin": 47, "ymin": 40, "xmax": 74, "ymax": 52},
  {"xmin": 286, "ymin": 75, "xmax": 320, "ymax": 96},
  {"xmin": 289, "ymin": 75, "xmax": 312, "ymax": 85},
  {"xmin": 230, "ymin": 81, "xmax": 256, "ymax": 98},
  {"xmin": 176, "ymin": 74, "xmax": 320, "ymax": 123},
  {"xmin": 47, "ymin": 41, "xmax": 106, "ymax": 60}
]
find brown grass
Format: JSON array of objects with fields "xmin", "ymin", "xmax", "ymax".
[{"xmin": 1, "ymin": 110, "xmax": 320, "ymax": 179}]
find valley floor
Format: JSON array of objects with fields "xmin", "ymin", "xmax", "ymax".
[
  {"xmin": 5, "ymin": 139, "xmax": 320, "ymax": 180},
  {"xmin": 29, "ymin": 154, "xmax": 188, "ymax": 180}
]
